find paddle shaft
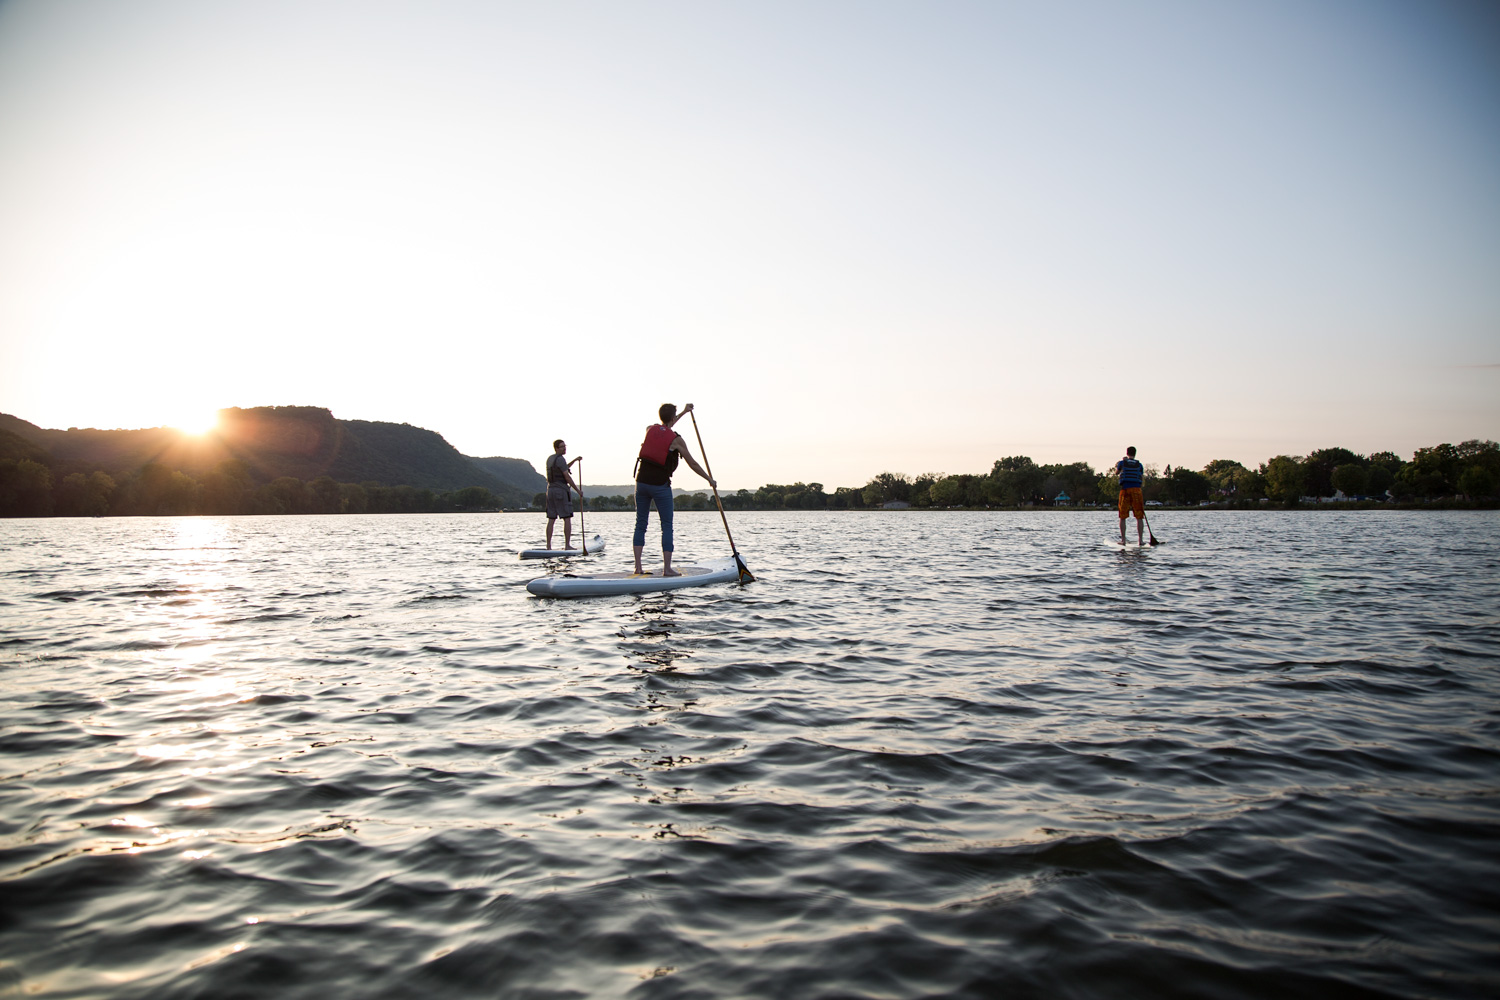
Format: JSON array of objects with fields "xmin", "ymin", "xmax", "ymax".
[
  {"xmin": 569, "ymin": 456, "xmax": 586, "ymax": 553},
  {"xmin": 687, "ymin": 411, "xmax": 739, "ymax": 556}
]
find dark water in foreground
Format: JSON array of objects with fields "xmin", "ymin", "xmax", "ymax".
[{"xmin": 2, "ymin": 510, "xmax": 1498, "ymax": 999}]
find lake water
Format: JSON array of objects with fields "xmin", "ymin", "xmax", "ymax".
[{"xmin": 2, "ymin": 510, "xmax": 1498, "ymax": 999}]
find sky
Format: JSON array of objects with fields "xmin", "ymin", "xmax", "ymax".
[{"xmin": 1, "ymin": 0, "xmax": 1497, "ymax": 489}]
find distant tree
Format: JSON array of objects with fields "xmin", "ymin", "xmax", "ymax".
[
  {"xmin": 0, "ymin": 458, "xmax": 55, "ymax": 516},
  {"xmin": 755, "ymin": 484, "xmax": 786, "ymax": 508},
  {"xmin": 904, "ymin": 474, "xmax": 935, "ymax": 508},
  {"xmin": 973, "ymin": 476, "xmax": 991, "ymax": 505},
  {"xmin": 1202, "ymin": 459, "xmax": 1241, "ymax": 483},
  {"xmin": 308, "ymin": 476, "xmax": 344, "ymax": 514},
  {"xmin": 863, "ymin": 472, "xmax": 912, "ymax": 506},
  {"xmin": 531, "ymin": 492, "xmax": 547, "ymax": 509},
  {"xmin": 339, "ymin": 482, "xmax": 369, "ymax": 514},
  {"xmin": 985, "ymin": 457, "xmax": 1043, "ymax": 505},
  {"xmin": 262, "ymin": 476, "xmax": 309, "ymax": 515},
  {"xmin": 1164, "ymin": 467, "xmax": 1211, "ymax": 504},
  {"xmin": 830, "ymin": 486, "xmax": 865, "ymax": 509},
  {"xmin": 201, "ymin": 460, "xmax": 254, "ymax": 515},
  {"xmin": 450, "ymin": 485, "xmax": 497, "ymax": 510},
  {"xmin": 56, "ymin": 470, "xmax": 115, "ymax": 516},
  {"xmin": 1303, "ymin": 448, "xmax": 1362, "ymax": 498},
  {"xmin": 1330, "ymin": 463, "xmax": 1368, "ymax": 497},
  {"xmin": 773, "ymin": 482, "xmax": 827, "ymax": 509},
  {"xmin": 135, "ymin": 463, "xmax": 200, "ymax": 515},
  {"xmin": 1263, "ymin": 456, "xmax": 1306, "ymax": 503},
  {"xmin": 1231, "ymin": 466, "xmax": 1267, "ymax": 499},
  {"xmin": 1366, "ymin": 465, "xmax": 1395, "ymax": 496},
  {"xmin": 1140, "ymin": 464, "xmax": 1165, "ymax": 503},
  {"xmin": 1457, "ymin": 440, "xmax": 1500, "ymax": 481},
  {"xmin": 1202, "ymin": 459, "xmax": 1255, "ymax": 496},
  {"xmin": 929, "ymin": 475, "xmax": 967, "ymax": 506},
  {"xmin": 1399, "ymin": 444, "xmax": 1461, "ymax": 497},
  {"xmin": 1458, "ymin": 465, "xmax": 1496, "ymax": 499},
  {"xmin": 1040, "ymin": 462, "xmax": 1096, "ymax": 504},
  {"xmin": 56, "ymin": 473, "xmax": 87, "ymax": 516}
]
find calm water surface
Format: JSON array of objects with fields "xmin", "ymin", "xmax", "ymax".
[{"xmin": 2, "ymin": 510, "xmax": 1498, "ymax": 999}]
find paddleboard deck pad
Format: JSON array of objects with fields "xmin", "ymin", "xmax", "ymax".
[
  {"xmin": 527, "ymin": 556, "xmax": 741, "ymax": 597},
  {"xmin": 518, "ymin": 535, "xmax": 605, "ymax": 559}
]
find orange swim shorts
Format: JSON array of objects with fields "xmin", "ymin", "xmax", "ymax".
[{"xmin": 1118, "ymin": 487, "xmax": 1144, "ymax": 519}]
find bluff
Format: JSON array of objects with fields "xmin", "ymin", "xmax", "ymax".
[{"xmin": 0, "ymin": 407, "xmax": 540, "ymax": 507}]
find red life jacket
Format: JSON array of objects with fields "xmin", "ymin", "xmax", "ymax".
[
  {"xmin": 635, "ymin": 424, "xmax": 680, "ymax": 484},
  {"xmin": 638, "ymin": 424, "xmax": 676, "ymax": 466}
]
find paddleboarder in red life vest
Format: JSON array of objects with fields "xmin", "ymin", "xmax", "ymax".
[
  {"xmin": 545, "ymin": 438, "xmax": 583, "ymax": 551},
  {"xmin": 633, "ymin": 403, "xmax": 715, "ymax": 577},
  {"xmin": 1116, "ymin": 445, "xmax": 1146, "ymax": 545}
]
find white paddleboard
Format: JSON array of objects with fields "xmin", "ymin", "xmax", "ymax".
[
  {"xmin": 527, "ymin": 555, "xmax": 742, "ymax": 597},
  {"xmin": 518, "ymin": 534, "xmax": 605, "ymax": 560}
]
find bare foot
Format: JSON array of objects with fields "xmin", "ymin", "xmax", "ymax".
[{"xmin": 663, "ymin": 568, "xmax": 681, "ymax": 577}]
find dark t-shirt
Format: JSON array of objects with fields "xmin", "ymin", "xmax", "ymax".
[{"xmin": 636, "ymin": 438, "xmax": 680, "ymax": 486}]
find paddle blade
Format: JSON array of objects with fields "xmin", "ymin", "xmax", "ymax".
[{"xmin": 734, "ymin": 553, "xmax": 755, "ymax": 585}]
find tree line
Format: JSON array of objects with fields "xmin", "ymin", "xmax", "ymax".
[
  {"xmin": 5, "ymin": 440, "xmax": 1496, "ymax": 518},
  {"xmin": 0, "ymin": 458, "xmax": 508, "ymax": 517},
  {"xmin": 839, "ymin": 441, "xmax": 1500, "ymax": 509}
]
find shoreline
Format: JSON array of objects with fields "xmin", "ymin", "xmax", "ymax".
[{"xmin": 14, "ymin": 502, "xmax": 1498, "ymax": 520}]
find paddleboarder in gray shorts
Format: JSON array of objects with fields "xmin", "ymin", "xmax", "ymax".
[{"xmin": 545, "ymin": 439, "xmax": 582, "ymax": 551}]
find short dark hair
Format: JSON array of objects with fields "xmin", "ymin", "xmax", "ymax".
[
  {"xmin": 1126, "ymin": 446, "xmax": 1137, "ymax": 457},
  {"xmin": 659, "ymin": 403, "xmax": 676, "ymax": 424},
  {"xmin": 553, "ymin": 439, "xmax": 565, "ymax": 450}
]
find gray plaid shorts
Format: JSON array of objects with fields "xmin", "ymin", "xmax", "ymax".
[{"xmin": 545, "ymin": 485, "xmax": 573, "ymax": 519}]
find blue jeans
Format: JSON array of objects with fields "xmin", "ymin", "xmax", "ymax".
[{"xmin": 633, "ymin": 482, "xmax": 674, "ymax": 552}]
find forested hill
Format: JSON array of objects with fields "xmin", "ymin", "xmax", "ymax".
[
  {"xmin": 0, "ymin": 424, "xmax": 49, "ymax": 464},
  {"xmin": 0, "ymin": 407, "xmax": 539, "ymax": 506}
]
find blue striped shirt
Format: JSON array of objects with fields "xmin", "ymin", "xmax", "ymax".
[{"xmin": 1117, "ymin": 458, "xmax": 1144, "ymax": 489}]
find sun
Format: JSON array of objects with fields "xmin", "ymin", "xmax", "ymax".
[{"xmin": 172, "ymin": 410, "xmax": 221, "ymax": 436}]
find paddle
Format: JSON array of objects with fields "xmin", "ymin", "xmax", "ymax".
[
  {"xmin": 569, "ymin": 456, "xmax": 586, "ymax": 554},
  {"xmin": 1142, "ymin": 511, "xmax": 1160, "ymax": 546},
  {"xmin": 686, "ymin": 410, "xmax": 755, "ymax": 585}
]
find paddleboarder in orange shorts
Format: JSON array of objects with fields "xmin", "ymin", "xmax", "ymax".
[{"xmin": 1117, "ymin": 446, "xmax": 1146, "ymax": 545}]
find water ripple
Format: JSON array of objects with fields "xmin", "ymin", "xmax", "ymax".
[{"xmin": 1, "ymin": 510, "xmax": 1497, "ymax": 998}]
